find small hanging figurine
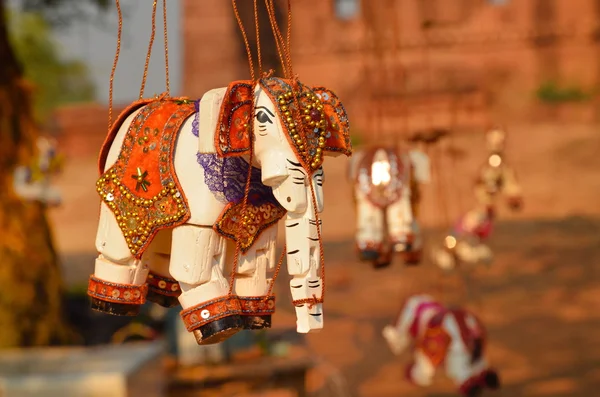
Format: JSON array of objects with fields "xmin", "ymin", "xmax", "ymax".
[
  {"xmin": 476, "ymin": 128, "xmax": 523, "ymax": 210},
  {"xmin": 13, "ymin": 135, "xmax": 64, "ymax": 207},
  {"xmin": 382, "ymin": 294, "xmax": 501, "ymax": 396},
  {"xmin": 431, "ymin": 128, "xmax": 523, "ymax": 270},
  {"xmin": 347, "ymin": 145, "xmax": 424, "ymax": 268},
  {"xmin": 88, "ymin": 0, "xmax": 352, "ymax": 345}
]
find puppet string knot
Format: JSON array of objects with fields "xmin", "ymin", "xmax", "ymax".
[{"xmin": 293, "ymin": 294, "xmax": 322, "ymax": 309}]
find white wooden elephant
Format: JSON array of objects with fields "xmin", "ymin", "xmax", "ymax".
[
  {"xmin": 347, "ymin": 146, "xmax": 427, "ymax": 268},
  {"xmin": 13, "ymin": 136, "xmax": 63, "ymax": 206},
  {"xmin": 382, "ymin": 294, "xmax": 500, "ymax": 396},
  {"xmin": 89, "ymin": 77, "xmax": 352, "ymax": 345}
]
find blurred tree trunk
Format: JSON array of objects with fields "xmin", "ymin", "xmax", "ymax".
[{"xmin": 0, "ymin": 0, "xmax": 72, "ymax": 348}]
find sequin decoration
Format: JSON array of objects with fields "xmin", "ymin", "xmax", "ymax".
[
  {"xmin": 259, "ymin": 77, "xmax": 330, "ymax": 171},
  {"xmin": 416, "ymin": 319, "xmax": 451, "ymax": 368},
  {"xmin": 215, "ymin": 78, "xmax": 352, "ymax": 172},
  {"xmin": 96, "ymin": 98, "xmax": 196, "ymax": 258},
  {"xmin": 215, "ymin": 201, "xmax": 287, "ymax": 253}
]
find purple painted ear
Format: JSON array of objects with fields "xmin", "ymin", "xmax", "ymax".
[
  {"xmin": 215, "ymin": 80, "xmax": 254, "ymax": 157},
  {"xmin": 312, "ymin": 87, "xmax": 352, "ymax": 157}
]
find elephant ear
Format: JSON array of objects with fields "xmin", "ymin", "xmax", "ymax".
[
  {"xmin": 313, "ymin": 87, "xmax": 352, "ymax": 157},
  {"xmin": 215, "ymin": 80, "xmax": 254, "ymax": 157}
]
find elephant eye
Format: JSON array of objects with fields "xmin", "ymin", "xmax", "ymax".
[{"xmin": 255, "ymin": 110, "xmax": 273, "ymax": 124}]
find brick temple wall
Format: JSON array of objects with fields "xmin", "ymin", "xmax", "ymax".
[{"xmin": 56, "ymin": 0, "xmax": 600, "ymax": 154}]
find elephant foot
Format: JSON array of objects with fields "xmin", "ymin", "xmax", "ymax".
[
  {"xmin": 146, "ymin": 290, "xmax": 180, "ymax": 308},
  {"xmin": 358, "ymin": 249, "xmax": 380, "ymax": 262},
  {"xmin": 180, "ymin": 295, "xmax": 243, "ymax": 345},
  {"xmin": 146, "ymin": 272, "xmax": 181, "ymax": 308},
  {"xmin": 87, "ymin": 276, "xmax": 147, "ymax": 316},
  {"xmin": 90, "ymin": 297, "xmax": 141, "ymax": 316},
  {"xmin": 239, "ymin": 296, "xmax": 275, "ymax": 330},
  {"xmin": 243, "ymin": 315, "xmax": 272, "ymax": 330},
  {"xmin": 372, "ymin": 250, "xmax": 392, "ymax": 269},
  {"xmin": 403, "ymin": 249, "xmax": 422, "ymax": 266},
  {"xmin": 192, "ymin": 316, "xmax": 244, "ymax": 345}
]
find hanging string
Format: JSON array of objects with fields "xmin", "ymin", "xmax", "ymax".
[
  {"xmin": 107, "ymin": 0, "xmax": 124, "ymax": 132},
  {"xmin": 264, "ymin": 0, "xmax": 289, "ymax": 77},
  {"xmin": 284, "ymin": 0, "xmax": 294, "ymax": 77},
  {"xmin": 265, "ymin": 0, "xmax": 326, "ymax": 307},
  {"xmin": 358, "ymin": 5, "xmax": 373, "ymax": 144},
  {"xmin": 266, "ymin": 246, "xmax": 286, "ymax": 298},
  {"xmin": 420, "ymin": 2, "xmax": 434, "ymax": 130},
  {"xmin": 253, "ymin": 0, "xmax": 263, "ymax": 77},
  {"xmin": 229, "ymin": 0, "xmax": 325, "ymax": 309},
  {"xmin": 361, "ymin": 1, "xmax": 381, "ymax": 144},
  {"xmin": 227, "ymin": 125, "xmax": 256, "ymax": 295},
  {"xmin": 139, "ymin": 1, "xmax": 158, "ymax": 99},
  {"xmin": 389, "ymin": 0, "xmax": 399, "ymax": 142},
  {"xmin": 162, "ymin": 0, "xmax": 171, "ymax": 96},
  {"xmin": 228, "ymin": 0, "xmax": 259, "ymax": 294},
  {"xmin": 261, "ymin": 0, "xmax": 301, "ymax": 301},
  {"xmin": 232, "ymin": 0, "xmax": 256, "ymax": 81},
  {"xmin": 419, "ymin": 13, "xmax": 451, "ymax": 303},
  {"xmin": 281, "ymin": 0, "xmax": 325, "ymax": 296}
]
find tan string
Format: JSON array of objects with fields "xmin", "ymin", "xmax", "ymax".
[
  {"xmin": 228, "ymin": 0, "xmax": 258, "ymax": 294},
  {"xmin": 107, "ymin": 0, "xmax": 123, "ymax": 132},
  {"xmin": 266, "ymin": 246, "xmax": 287, "ymax": 297},
  {"xmin": 229, "ymin": 0, "xmax": 326, "ymax": 307},
  {"xmin": 285, "ymin": 0, "xmax": 326, "ymax": 304},
  {"xmin": 232, "ymin": 0, "xmax": 256, "ymax": 81},
  {"xmin": 162, "ymin": 0, "xmax": 171, "ymax": 96},
  {"xmin": 265, "ymin": 0, "xmax": 294, "ymax": 78},
  {"xmin": 139, "ymin": 1, "xmax": 158, "ymax": 99},
  {"xmin": 254, "ymin": 0, "xmax": 263, "ymax": 77},
  {"xmin": 284, "ymin": 0, "xmax": 294, "ymax": 77},
  {"xmin": 264, "ymin": 0, "xmax": 289, "ymax": 76},
  {"xmin": 227, "ymin": 122, "xmax": 255, "ymax": 295}
]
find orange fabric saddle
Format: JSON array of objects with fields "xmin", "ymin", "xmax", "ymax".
[
  {"xmin": 416, "ymin": 312, "xmax": 452, "ymax": 367},
  {"xmin": 96, "ymin": 97, "xmax": 196, "ymax": 258}
]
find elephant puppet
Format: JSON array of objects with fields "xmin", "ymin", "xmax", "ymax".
[
  {"xmin": 13, "ymin": 136, "xmax": 64, "ymax": 207},
  {"xmin": 430, "ymin": 202, "xmax": 495, "ymax": 271},
  {"xmin": 431, "ymin": 128, "xmax": 523, "ymax": 271},
  {"xmin": 89, "ymin": 77, "xmax": 352, "ymax": 345},
  {"xmin": 382, "ymin": 294, "xmax": 500, "ymax": 397},
  {"xmin": 347, "ymin": 146, "xmax": 425, "ymax": 269},
  {"xmin": 479, "ymin": 128, "xmax": 523, "ymax": 211}
]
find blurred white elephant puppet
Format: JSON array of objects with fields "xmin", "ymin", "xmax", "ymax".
[
  {"xmin": 347, "ymin": 145, "xmax": 427, "ymax": 269},
  {"xmin": 382, "ymin": 294, "xmax": 500, "ymax": 397}
]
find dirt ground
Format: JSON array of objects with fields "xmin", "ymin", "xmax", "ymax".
[{"xmin": 48, "ymin": 122, "xmax": 600, "ymax": 396}]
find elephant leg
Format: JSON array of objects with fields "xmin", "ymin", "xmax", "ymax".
[
  {"xmin": 406, "ymin": 350, "xmax": 436, "ymax": 387},
  {"xmin": 144, "ymin": 231, "xmax": 181, "ymax": 308},
  {"xmin": 355, "ymin": 190, "xmax": 385, "ymax": 262},
  {"xmin": 386, "ymin": 194, "xmax": 413, "ymax": 253},
  {"xmin": 446, "ymin": 343, "xmax": 492, "ymax": 394},
  {"xmin": 88, "ymin": 203, "xmax": 150, "ymax": 316},
  {"xmin": 170, "ymin": 224, "xmax": 243, "ymax": 345},
  {"xmin": 232, "ymin": 225, "xmax": 278, "ymax": 330},
  {"xmin": 286, "ymin": 214, "xmax": 323, "ymax": 334}
]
